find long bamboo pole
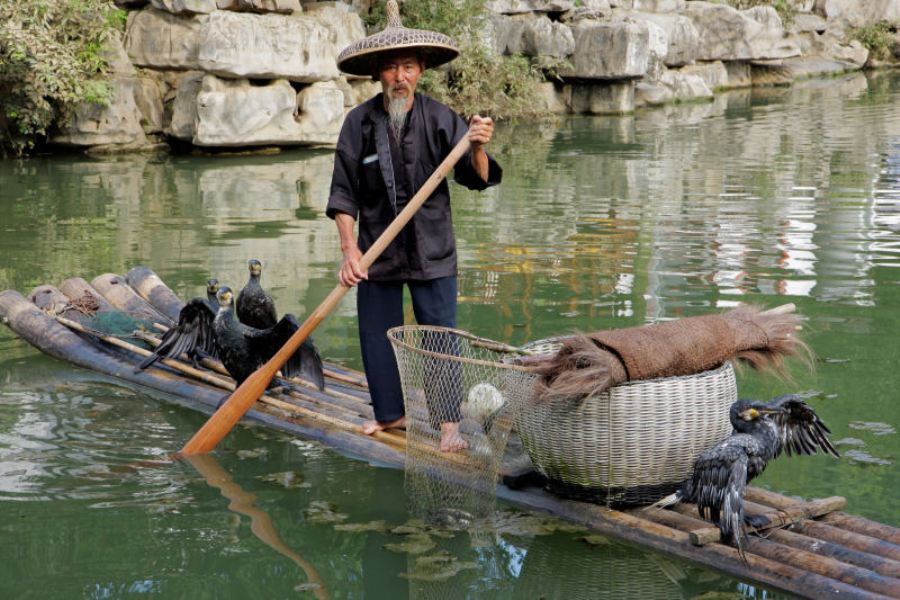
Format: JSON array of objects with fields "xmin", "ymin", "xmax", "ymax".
[{"xmin": 179, "ymin": 135, "xmax": 472, "ymax": 456}]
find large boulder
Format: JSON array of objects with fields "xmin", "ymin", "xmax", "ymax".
[
  {"xmin": 193, "ymin": 75, "xmax": 305, "ymax": 146},
  {"xmin": 302, "ymin": 2, "xmax": 367, "ymax": 60},
  {"xmin": 523, "ymin": 15, "xmax": 576, "ymax": 57},
  {"xmin": 124, "ymin": 8, "xmax": 206, "ymax": 70},
  {"xmin": 150, "ymin": 0, "xmax": 217, "ymax": 13},
  {"xmin": 53, "ymin": 78, "xmax": 149, "ymax": 147},
  {"xmin": 197, "ymin": 11, "xmax": 339, "ymax": 82},
  {"xmin": 566, "ymin": 81, "xmax": 635, "ymax": 113},
  {"xmin": 684, "ymin": 2, "xmax": 801, "ymax": 61},
  {"xmin": 296, "ymin": 81, "xmax": 346, "ymax": 144},
  {"xmin": 167, "ymin": 72, "xmax": 206, "ymax": 140},
  {"xmin": 133, "ymin": 72, "xmax": 166, "ymax": 133},
  {"xmin": 823, "ymin": 0, "xmax": 900, "ymax": 29},
  {"xmin": 616, "ymin": 10, "xmax": 699, "ymax": 66},
  {"xmin": 562, "ymin": 18, "xmax": 651, "ymax": 79},
  {"xmin": 634, "ymin": 66, "xmax": 712, "ymax": 107},
  {"xmin": 216, "ymin": 0, "xmax": 301, "ymax": 13}
]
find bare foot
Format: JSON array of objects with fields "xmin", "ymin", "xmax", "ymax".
[
  {"xmin": 362, "ymin": 416, "xmax": 406, "ymax": 435},
  {"xmin": 440, "ymin": 422, "xmax": 469, "ymax": 453}
]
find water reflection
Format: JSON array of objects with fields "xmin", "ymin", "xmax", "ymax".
[{"xmin": 1, "ymin": 71, "xmax": 900, "ymax": 596}]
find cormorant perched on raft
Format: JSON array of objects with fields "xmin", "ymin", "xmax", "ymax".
[
  {"xmin": 649, "ymin": 394, "xmax": 839, "ymax": 558},
  {"xmin": 237, "ymin": 259, "xmax": 277, "ymax": 330},
  {"xmin": 213, "ymin": 286, "xmax": 325, "ymax": 391},
  {"xmin": 137, "ymin": 278, "xmax": 220, "ymax": 370}
]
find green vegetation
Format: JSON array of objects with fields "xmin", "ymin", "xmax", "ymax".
[
  {"xmin": 714, "ymin": 0, "xmax": 796, "ymax": 28},
  {"xmin": 852, "ymin": 21, "xmax": 897, "ymax": 62},
  {"xmin": 0, "ymin": 0, "xmax": 127, "ymax": 156},
  {"xmin": 365, "ymin": 0, "xmax": 554, "ymax": 119}
]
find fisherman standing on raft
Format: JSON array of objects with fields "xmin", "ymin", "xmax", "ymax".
[{"xmin": 327, "ymin": 0, "xmax": 502, "ymax": 452}]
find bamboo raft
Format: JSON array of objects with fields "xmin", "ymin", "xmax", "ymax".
[{"xmin": 2, "ymin": 268, "xmax": 899, "ymax": 600}]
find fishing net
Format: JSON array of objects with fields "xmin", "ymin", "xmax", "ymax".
[{"xmin": 387, "ymin": 326, "xmax": 540, "ymax": 525}]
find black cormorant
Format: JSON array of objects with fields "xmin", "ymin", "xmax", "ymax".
[
  {"xmin": 137, "ymin": 278, "xmax": 221, "ymax": 370},
  {"xmin": 650, "ymin": 394, "xmax": 839, "ymax": 557},
  {"xmin": 237, "ymin": 259, "xmax": 277, "ymax": 330},
  {"xmin": 213, "ymin": 286, "xmax": 325, "ymax": 391}
]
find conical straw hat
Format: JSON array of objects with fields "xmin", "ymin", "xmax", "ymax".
[{"xmin": 337, "ymin": 0, "xmax": 459, "ymax": 77}]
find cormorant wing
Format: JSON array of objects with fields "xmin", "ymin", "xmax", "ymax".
[
  {"xmin": 764, "ymin": 394, "xmax": 840, "ymax": 458},
  {"xmin": 690, "ymin": 440, "xmax": 751, "ymax": 556},
  {"xmin": 245, "ymin": 314, "xmax": 326, "ymax": 390},
  {"xmin": 137, "ymin": 298, "xmax": 216, "ymax": 370}
]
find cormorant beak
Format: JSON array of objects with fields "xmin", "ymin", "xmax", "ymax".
[{"xmin": 741, "ymin": 408, "xmax": 760, "ymax": 420}]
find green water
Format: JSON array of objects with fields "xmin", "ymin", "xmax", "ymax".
[{"xmin": 1, "ymin": 71, "xmax": 898, "ymax": 598}]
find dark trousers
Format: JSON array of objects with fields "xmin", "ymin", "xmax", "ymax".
[{"xmin": 358, "ymin": 276, "xmax": 457, "ymax": 423}]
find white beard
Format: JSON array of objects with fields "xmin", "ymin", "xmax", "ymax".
[{"xmin": 387, "ymin": 96, "xmax": 408, "ymax": 142}]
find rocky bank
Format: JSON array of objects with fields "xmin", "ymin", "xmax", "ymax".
[{"xmin": 56, "ymin": 0, "xmax": 900, "ymax": 152}]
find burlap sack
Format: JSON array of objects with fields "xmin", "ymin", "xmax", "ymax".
[{"xmin": 529, "ymin": 306, "xmax": 806, "ymax": 400}]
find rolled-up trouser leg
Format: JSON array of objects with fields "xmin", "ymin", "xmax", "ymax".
[
  {"xmin": 409, "ymin": 277, "xmax": 460, "ymax": 428},
  {"xmin": 357, "ymin": 280, "xmax": 405, "ymax": 423}
]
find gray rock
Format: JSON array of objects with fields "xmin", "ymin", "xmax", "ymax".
[
  {"xmin": 488, "ymin": 0, "xmax": 577, "ymax": 14},
  {"xmin": 54, "ymin": 78, "xmax": 149, "ymax": 147},
  {"xmin": 566, "ymin": 81, "xmax": 635, "ymax": 113},
  {"xmin": 125, "ymin": 8, "xmax": 207, "ymax": 70},
  {"xmin": 194, "ymin": 75, "xmax": 305, "ymax": 146},
  {"xmin": 167, "ymin": 72, "xmax": 206, "ymax": 139},
  {"xmin": 217, "ymin": 0, "xmax": 301, "ymax": 13},
  {"xmin": 490, "ymin": 14, "xmax": 532, "ymax": 55},
  {"xmin": 197, "ymin": 12, "xmax": 339, "ymax": 82},
  {"xmin": 133, "ymin": 74, "xmax": 166, "ymax": 132},
  {"xmin": 679, "ymin": 61, "xmax": 728, "ymax": 90},
  {"xmin": 303, "ymin": 2, "xmax": 367, "ymax": 58},
  {"xmin": 535, "ymin": 81, "xmax": 568, "ymax": 113},
  {"xmin": 792, "ymin": 13, "xmax": 828, "ymax": 34},
  {"xmin": 635, "ymin": 66, "xmax": 711, "ymax": 106},
  {"xmin": 684, "ymin": 1, "xmax": 801, "ymax": 61},
  {"xmin": 823, "ymin": 0, "xmax": 900, "ymax": 29},
  {"xmin": 523, "ymin": 15, "xmax": 576, "ymax": 57},
  {"xmin": 562, "ymin": 18, "xmax": 651, "ymax": 79},
  {"xmin": 725, "ymin": 61, "xmax": 752, "ymax": 88},
  {"xmin": 296, "ymin": 81, "xmax": 346, "ymax": 145},
  {"xmin": 793, "ymin": 30, "xmax": 868, "ymax": 66},
  {"xmin": 617, "ymin": 10, "xmax": 699, "ymax": 66},
  {"xmin": 150, "ymin": 0, "xmax": 217, "ymax": 14},
  {"xmin": 631, "ymin": 0, "xmax": 684, "ymax": 12},
  {"xmin": 115, "ymin": 0, "xmax": 150, "ymax": 7}
]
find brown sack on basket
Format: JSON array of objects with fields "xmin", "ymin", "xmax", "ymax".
[{"xmin": 527, "ymin": 306, "xmax": 808, "ymax": 400}]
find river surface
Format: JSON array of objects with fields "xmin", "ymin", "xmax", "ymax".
[{"xmin": 1, "ymin": 72, "xmax": 898, "ymax": 599}]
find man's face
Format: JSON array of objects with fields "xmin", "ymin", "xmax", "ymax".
[{"xmin": 378, "ymin": 51, "xmax": 424, "ymax": 105}]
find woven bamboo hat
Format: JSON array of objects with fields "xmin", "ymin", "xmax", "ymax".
[{"xmin": 337, "ymin": 0, "xmax": 459, "ymax": 77}]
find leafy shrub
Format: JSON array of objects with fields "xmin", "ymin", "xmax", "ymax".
[
  {"xmin": 364, "ymin": 0, "xmax": 550, "ymax": 119},
  {"xmin": 0, "ymin": 0, "xmax": 127, "ymax": 155},
  {"xmin": 852, "ymin": 21, "xmax": 896, "ymax": 62}
]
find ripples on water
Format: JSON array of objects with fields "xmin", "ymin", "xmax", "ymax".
[{"xmin": 1, "ymin": 72, "xmax": 899, "ymax": 597}]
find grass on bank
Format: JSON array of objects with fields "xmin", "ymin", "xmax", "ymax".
[{"xmin": 0, "ymin": 0, "xmax": 126, "ymax": 156}]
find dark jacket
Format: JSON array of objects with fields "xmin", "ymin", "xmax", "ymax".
[{"xmin": 327, "ymin": 93, "xmax": 502, "ymax": 281}]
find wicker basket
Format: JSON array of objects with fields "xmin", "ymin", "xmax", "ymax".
[
  {"xmin": 388, "ymin": 326, "xmax": 737, "ymax": 507},
  {"xmin": 515, "ymin": 338, "xmax": 737, "ymax": 505}
]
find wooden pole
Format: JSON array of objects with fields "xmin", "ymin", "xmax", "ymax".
[{"xmin": 179, "ymin": 135, "xmax": 472, "ymax": 456}]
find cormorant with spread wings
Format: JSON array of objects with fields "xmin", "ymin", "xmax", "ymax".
[{"xmin": 650, "ymin": 394, "xmax": 839, "ymax": 557}]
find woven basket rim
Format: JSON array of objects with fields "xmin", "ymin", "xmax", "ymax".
[{"xmin": 387, "ymin": 325, "xmax": 734, "ymax": 387}]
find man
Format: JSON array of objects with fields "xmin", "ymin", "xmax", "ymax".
[{"xmin": 327, "ymin": 1, "xmax": 502, "ymax": 452}]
